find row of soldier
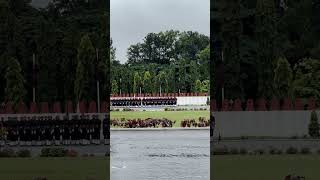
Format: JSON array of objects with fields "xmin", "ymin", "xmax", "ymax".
[
  {"xmin": 111, "ymin": 118, "xmax": 175, "ymax": 128},
  {"xmin": 0, "ymin": 116, "xmax": 110, "ymax": 146},
  {"xmin": 111, "ymin": 98, "xmax": 177, "ymax": 107}
]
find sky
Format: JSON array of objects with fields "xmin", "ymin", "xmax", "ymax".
[{"xmin": 111, "ymin": 0, "xmax": 210, "ymax": 63}]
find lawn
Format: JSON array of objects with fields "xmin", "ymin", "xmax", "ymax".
[
  {"xmin": 110, "ymin": 110, "xmax": 209, "ymax": 127},
  {"xmin": 0, "ymin": 157, "xmax": 109, "ymax": 180},
  {"xmin": 212, "ymin": 155, "xmax": 320, "ymax": 180}
]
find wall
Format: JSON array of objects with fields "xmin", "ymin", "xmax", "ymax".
[
  {"xmin": 176, "ymin": 96, "xmax": 209, "ymax": 106},
  {"xmin": 213, "ymin": 111, "xmax": 316, "ymax": 138}
]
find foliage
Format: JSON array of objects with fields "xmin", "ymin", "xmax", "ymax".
[
  {"xmin": 4, "ymin": 57, "xmax": 26, "ymax": 107},
  {"xmin": 308, "ymin": 110, "xmax": 320, "ymax": 138}
]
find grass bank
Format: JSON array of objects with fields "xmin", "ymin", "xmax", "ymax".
[
  {"xmin": 0, "ymin": 157, "xmax": 109, "ymax": 180},
  {"xmin": 110, "ymin": 110, "xmax": 209, "ymax": 127},
  {"xmin": 212, "ymin": 155, "xmax": 320, "ymax": 180}
]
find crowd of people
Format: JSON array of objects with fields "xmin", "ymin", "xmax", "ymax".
[
  {"xmin": 180, "ymin": 117, "xmax": 210, "ymax": 127},
  {"xmin": 111, "ymin": 118, "xmax": 175, "ymax": 128},
  {"xmin": 0, "ymin": 116, "xmax": 110, "ymax": 146}
]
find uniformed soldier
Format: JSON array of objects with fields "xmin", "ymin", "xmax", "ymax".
[
  {"xmin": 103, "ymin": 115, "xmax": 109, "ymax": 144},
  {"xmin": 54, "ymin": 117, "xmax": 61, "ymax": 145}
]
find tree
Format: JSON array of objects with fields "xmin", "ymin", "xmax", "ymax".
[
  {"xmin": 309, "ymin": 110, "xmax": 320, "ymax": 138},
  {"xmin": 157, "ymin": 71, "xmax": 168, "ymax": 94},
  {"xmin": 292, "ymin": 58, "xmax": 320, "ymax": 103},
  {"xmin": 4, "ymin": 57, "xmax": 26, "ymax": 107},
  {"xmin": 74, "ymin": 34, "xmax": 95, "ymax": 101},
  {"xmin": 111, "ymin": 80, "xmax": 118, "ymax": 95},
  {"xmin": 273, "ymin": 57, "xmax": 293, "ymax": 99},
  {"xmin": 143, "ymin": 71, "xmax": 152, "ymax": 94},
  {"xmin": 195, "ymin": 80, "xmax": 202, "ymax": 93},
  {"xmin": 133, "ymin": 72, "xmax": 141, "ymax": 94},
  {"xmin": 255, "ymin": 0, "xmax": 279, "ymax": 99}
]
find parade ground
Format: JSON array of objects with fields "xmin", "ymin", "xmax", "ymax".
[
  {"xmin": 0, "ymin": 157, "xmax": 109, "ymax": 180},
  {"xmin": 212, "ymin": 155, "xmax": 320, "ymax": 180},
  {"xmin": 110, "ymin": 110, "xmax": 209, "ymax": 127}
]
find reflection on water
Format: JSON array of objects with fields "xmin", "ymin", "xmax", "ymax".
[{"xmin": 111, "ymin": 130, "xmax": 209, "ymax": 180}]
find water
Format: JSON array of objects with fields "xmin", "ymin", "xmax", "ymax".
[{"xmin": 111, "ymin": 130, "xmax": 209, "ymax": 180}]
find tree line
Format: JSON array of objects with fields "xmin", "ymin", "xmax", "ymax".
[
  {"xmin": 212, "ymin": 0, "xmax": 320, "ymax": 105},
  {"xmin": 0, "ymin": 0, "xmax": 109, "ymax": 109},
  {"xmin": 110, "ymin": 30, "xmax": 210, "ymax": 95}
]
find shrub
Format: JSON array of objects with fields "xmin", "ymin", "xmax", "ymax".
[
  {"xmin": 17, "ymin": 149, "xmax": 31, "ymax": 157},
  {"xmin": 230, "ymin": 148, "xmax": 239, "ymax": 155},
  {"xmin": 0, "ymin": 148, "xmax": 15, "ymax": 157},
  {"xmin": 300, "ymin": 147, "xmax": 311, "ymax": 154},
  {"xmin": 269, "ymin": 148, "xmax": 277, "ymax": 155},
  {"xmin": 66, "ymin": 149, "xmax": 78, "ymax": 157},
  {"xmin": 40, "ymin": 148, "xmax": 67, "ymax": 157},
  {"xmin": 213, "ymin": 146, "xmax": 229, "ymax": 155},
  {"xmin": 239, "ymin": 148, "xmax": 248, "ymax": 155},
  {"xmin": 276, "ymin": 149, "xmax": 283, "ymax": 155},
  {"xmin": 317, "ymin": 149, "xmax": 320, "ymax": 154},
  {"xmin": 254, "ymin": 149, "xmax": 264, "ymax": 155},
  {"xmin": 286, "ymin": 147, "xmax": 298, "ymax": 154},
  {"xmin": 308, "ymin": 110, "xmax": 320, "ymax": 138}
]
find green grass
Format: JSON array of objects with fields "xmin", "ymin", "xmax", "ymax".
[
  {"xmin": 110, "ymin": 110, "xmax": 209, "ymax": 127},
  {"xmin": 212, "ymin": 155, "xmax": 320, "ymax": 180},
  {"xmin": 0, "ymin": 157, "xmax": 109, "ymax": 180}
]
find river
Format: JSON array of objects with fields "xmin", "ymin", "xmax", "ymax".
[{"xmin": 111, "ymin": 129, "xmax": 210, "ymax": 180}]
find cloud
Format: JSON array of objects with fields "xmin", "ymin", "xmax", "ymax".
[{"xmin": 111, "ymin": 0, "xmax": 210, "ymax": 63}]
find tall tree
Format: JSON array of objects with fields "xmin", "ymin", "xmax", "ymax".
[
  {"xmin": 4, "ymin": 57, "xmax": 26, "ymax": 107},
  {"xmin": 273, "ymin": 57, "xmax": 293, "ymax": 99},
  {"xmin": 74, "ymin": 34, "xmax": 95, "ymax": 101}
]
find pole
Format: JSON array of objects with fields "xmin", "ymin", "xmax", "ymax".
[
  {"xmin": 97, "ymin": 81, "xmax": 100, "ymax": 113},
  {"xmin": 119, "ymin": 78, "xmax": 122, "ymax": 96},
  {"xmin": 96, "ymin": 48, "xmax": 100, "ymax": 113},
  {"xmin": 221, "ymin": 51, "xmax": 224, "ymax": 103},
  {"xmin": 32, "ymin": 53, "xmax": 36, "ymax": 103}
]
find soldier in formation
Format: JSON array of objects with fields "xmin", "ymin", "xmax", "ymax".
[{"xmin": 1, "ymin": 116, "xmax": 108, "ymax": 146}]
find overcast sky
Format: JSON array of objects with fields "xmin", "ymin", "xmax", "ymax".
[{"xmin": 111, "ymin": 0, "xmax": 210, "ymax": 63}]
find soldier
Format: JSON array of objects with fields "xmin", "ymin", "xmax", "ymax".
[
  {"xmin": 103, "ymin": 115, "xmax": 109, "ymax": 144},
  {"xmin": 54, "ymin": 117, "xmax": 61, "ymax": 145}
]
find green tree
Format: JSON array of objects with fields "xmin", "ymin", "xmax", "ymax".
[
  {"xmin": 4, "ymin": 57, "xmax": 26, "ymax": 107},
  {"xmin": 74, "ymin": 34, "xmax": 95, "ymax": 101},
  {"xmin": 195, "ymin": 80, "xmax": 202, "ymax": 93},
  {"xmin": 309, "ymin": 110, "xmax": 320, "ymax": 138},
  {"xmin": 111, "ymin": 80, "xmax": 118, "ymax": 95},
  {"xmin": 273, "ymin": 57, "xmax": 293, "ymax": 99},
  {"xmin": 143, "ymin": 71, "xmax": 152, "ymax": 93},
  {"xmin": 133, "ymin": 72, "xmax": 141, "ymax": 94}
]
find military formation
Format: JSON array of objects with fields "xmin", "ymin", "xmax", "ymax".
[
  {"xmin": 0, "ymin": 116, "xmax": 110, "ymax": 146},
  {"xmin": 111, "ymin": 97, "xmax": 177, "ymax": 107}
]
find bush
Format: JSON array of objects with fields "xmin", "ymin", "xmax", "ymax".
[
  {"xmin": 0, "ymin": 148, "xmax": 15, "ymax": 157},
  {"xmin": 254, "ymin": 149, "xmax": 264, "ymax": 155},
  {"xmin": 123, "ymin": 108, "xmax": 133, "ymax": 111},
  {"xmin": 240, "ymin": 148, "xmax": 248, "ymax": 155},
  {"xmin": 286, "ymin": 147, "xmax": 298, "ymax": 154},
  {"xmin": 230, "ymin": 148, "xmax": 239, "ymax": 155},
  {"xmin": 300, "ymin": 147, "xmax": 311, "ymax": 154},
  {"xmin": 213, "ymin": 146, "xmax": 229, "ymax": 155},
  {"xmin": 40, "ymin": 148, "xmax": 67, "ymax": 157},
  {"xmin": 317, "ymin": 149, "xmax": 320, "ymax": 154},
  {"xmin": 309, "ymin": 110, "xmax": 320, "ymax": 138},
  {"xmin": 269, "ymin": 148, "xmax": 277, "ymax": 155},
  {"xmin": 17, "ymin": 149, "xmax": 31, "ymax": 157},
  {"xmin": 66, "ymin": 149, "xmax": 78, "ymax": 157}
]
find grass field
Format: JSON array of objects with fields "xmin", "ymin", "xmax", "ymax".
[
  {"xmin": 212, "ymin": 155, "xmax": 320, "ymax": 180},
  {"xmin": 0, "ymin": 157, "xmax": 109, "ymax": 180},
  {"xmin": 110, "ymin": 110, "xmax": 209, "ymax": 127}
]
